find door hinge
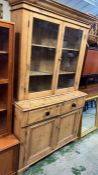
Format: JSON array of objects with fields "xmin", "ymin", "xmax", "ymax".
[
  {"xmin": 25, "ymin": 130, "xmax": 27, "ymax": 137},
  {"xmin": 24, "ymin": 88, "xmax": 26, "ymax": 93}
]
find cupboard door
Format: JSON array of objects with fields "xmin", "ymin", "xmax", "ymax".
[
  {"xmin": 0, "ymin": 146, "xmax": 19, "ymax": 175},
  {"xmin": 57, "ymin": 26, "xmax": 83, "ymax": 89},
  {"xmin": 28, "ymin": 17, "xmax": 59, "ymax": 94},
  {"xmin": 56, "ymin": 111, "xmax": 82, "ymax": 147},
  {"xmin": 24, "ymin": 119, "xmax": 56, "ymax": 165}
]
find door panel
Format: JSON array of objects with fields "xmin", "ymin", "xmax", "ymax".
[
  {"xmin": 25, "ymin": 119, "xmax": 56, "ymax": 164},
  {"xmin": 57, "ymin": 111, "xmax": 82, "ymax": 147}
]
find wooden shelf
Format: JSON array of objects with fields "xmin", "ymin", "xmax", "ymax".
[
  {"xmin": 59, "ymin": 71, "xmax": 75, "ymax": 75},
  {"xmin": 62, "ymin": 48, "xmax": 79, "ymax": 51},
  {"xmin": 0, "ymin": 108, "xmax": 7, "ymax": 112},
  {"xmin": 30, "ymin": 71, "xmax": 53, "ymax": 76},
  {"xmin": 0, "ymin": 103, "xmax": 7, "ymax": 112},
  {"xmin": 0, "ymin": 79, "xmax": 8, "ymax": 84},
  {"xmin": 0, "ymin": 51, "xmax": 8, "ymax": 54},
  {"xmin": 32, "ymin": 43, "xmax": 56, "ymax": 49},
  {"xmin": 30, "ymin": 71, "xmax": 75, "ymax": 76},
  {"xmin": 0, "ymin": 134, "xmax": 19, "ymax": 151}
]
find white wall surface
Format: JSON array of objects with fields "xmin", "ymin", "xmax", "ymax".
[{"xmin": 0, "ymin": 0, "xmax": 10, "ymax": 21}]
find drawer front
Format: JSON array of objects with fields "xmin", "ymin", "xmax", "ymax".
[
  {"xmin": 61, "ymin": 97, "xmax": 85, "ymax": 115},
  {"xmin": 28, "ymin": 104, "xmax": 61, "ymax": 125}
]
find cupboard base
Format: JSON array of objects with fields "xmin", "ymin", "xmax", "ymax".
[
  {"xmin": 17, "ymin": 136, "xmax": 77, "ymax": 174},
  {"xmin": 14, "ymin": 91, "xmax": 86, "ymax": 171}
]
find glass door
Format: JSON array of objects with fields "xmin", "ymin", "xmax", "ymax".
[
  {"xmin": 0, "ymin": 25, "xmax": 9, "ymax": 134},
  {"xmin": 29, "ymin": 18, "xmax": 59, "ymax": 93},
  {"xmin": 57, "ymin": 26, "xmax": 83, "ymax": 89}
]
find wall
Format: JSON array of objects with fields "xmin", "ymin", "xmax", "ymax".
[{"xmin": 0, "ymin": 0, "xmax": 10, "ymax": 20}]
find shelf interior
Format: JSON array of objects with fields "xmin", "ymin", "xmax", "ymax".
[
  {"xmin": 0, "ymin": 84, "xmax": 8, "ymax": 111},
  {"xmin": 32, "ymin": 18, "xmax": 58, "ymax": 48},
  {"xmin": 29, "ymin": 45, "xmax": 55, "ymax": 92},
  {"xmin": 0, "ymin": 55, "xmax": 8, "ymax": 79},
  {"xmin": 30, "ymin": 46, "xmax": 55, "ymax": 73},
  {"xmin": 60, "ymin": 50, "xmax": 79, "ymax": 73},
  {"xmin": 0, "ymin": 27, "xmax": 9, "ymax": 52},
  {"xmin": 29, "ymin": 75, "xmax": 52, "ymax": 92},
  {"xmin": 0, "ymin": 111, "xmax": 7, "ymax": 134},
  {"xmin": 58, "ymin": 74, "xmax": 75, "ymax": 89},
  {"xmin": 63, "ymin": 27, "xmax": 82, "ymax": 50}
]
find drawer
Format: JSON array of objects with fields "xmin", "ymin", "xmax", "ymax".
[
  {"xmin": 61, "ymin": 97, "xmax": 85, "ymax": 115},
  {"xmin": 28, "ymin": 104, "xmax": 61, "ymax": 125}
]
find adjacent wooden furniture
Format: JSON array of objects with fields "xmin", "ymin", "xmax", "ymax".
[
  {"xmin": 83, "ymin": 49, "xmax": 98, "ymax": 76},
  {"xmin": 0, "ymin": 21, "xmax": 14, "ymax": 137},
  {"xmin": 8, "ymin": 0, "xmax": 94, "ymax": 172},
  {"xmin": 80, "ymin": 48, "xmax": 98, "ymax": 96},
  {"xmin": 0, "ymin": 20, "xmax": 20, "ymax": 174},
  {"xmin": 0, "ymin": 135, "xmax": 19, "ymax": 175}
]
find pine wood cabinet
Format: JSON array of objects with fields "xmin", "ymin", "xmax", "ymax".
[
  {"xmin": 17, "ymin": 110, "xmax": 82, "ymax": 169},
  {"xmin": 0, "ymin": 21, "xmax": 14, "ymax": 137},
  {"xmin": 14, "ymin": 91, "xmax": 86, "ymax": 171}
]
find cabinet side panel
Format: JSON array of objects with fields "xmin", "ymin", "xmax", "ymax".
[{"xmin": 11, "ymin": 9, "xmax": 30, "ymax": 100}]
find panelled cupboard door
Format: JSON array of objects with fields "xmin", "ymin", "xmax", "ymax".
[
  {"xmin": 24, "ymin": 118, "xmax": 56, "ymax": 165},
  {"xmin": 56, "ymin": 110, "xmax": 82, "ymax": 147}
]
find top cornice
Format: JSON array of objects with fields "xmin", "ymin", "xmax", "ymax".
[{"xmin": 8, "ymin": 0, "xmax": 96, "ymax": 25}]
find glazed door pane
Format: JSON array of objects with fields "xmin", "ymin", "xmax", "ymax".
[
  {"xmin": 29, "ymin": 18, "xmax": 58, "ymax": 93},
  {"xmin": 0, "ymin": 26, "xmax": 9, "ymax": 135},
  {"xmin": 0, "ymin": 27, "xmax": 9, "ymax": 79},
  {"xmin": 58, "ymin": 27, "xmax": 83, "ymax": 89}
]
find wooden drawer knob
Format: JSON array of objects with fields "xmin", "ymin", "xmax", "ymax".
[
  {"xmin": 45, "ymin": 111, "xmax": 50, "ymax": 117},
  {"xmin": 72, "ymin": 103, "xmax": 77, "ymax": 108}
]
